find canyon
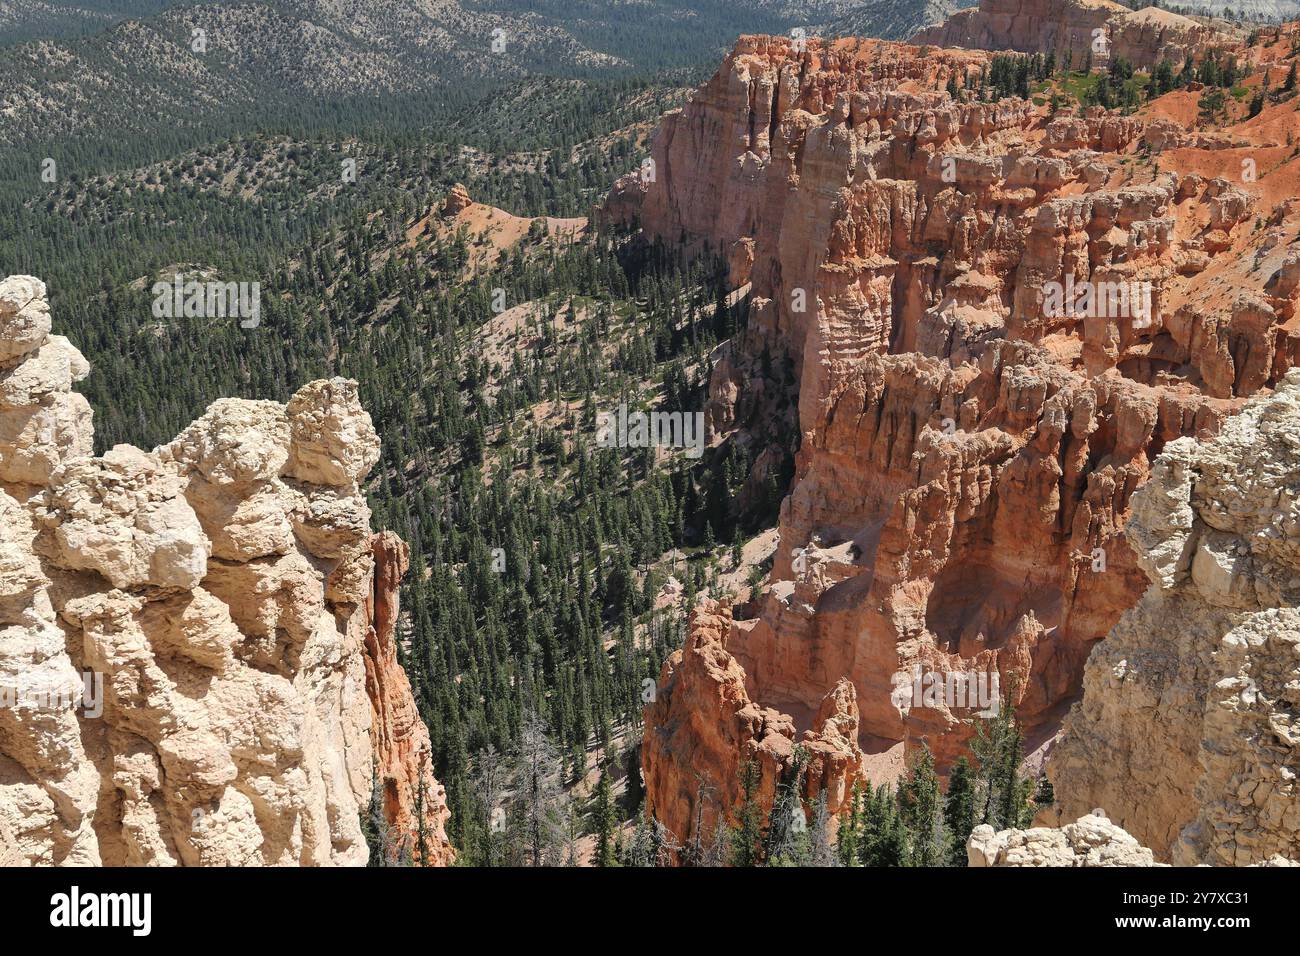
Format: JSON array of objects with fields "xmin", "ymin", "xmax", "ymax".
[
  {"xmin": 4, "ymin": 0, "xmax": 1300, "ymax": 871},
  {"xmin": 614, "ymin": 22, "xmax": 1300, "ymax": 856},
  {"xmin": 0, "ymin": 276, "xmax": 452, "ymax": 865}
]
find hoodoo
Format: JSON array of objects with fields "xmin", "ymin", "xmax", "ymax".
[
  {"xmin": 611, "ymin": 33, "xmax": 1300, "ymax": 848},
  {"xmin": 0, "ymin": 276, "xmax": 452, "ymax": 865}
]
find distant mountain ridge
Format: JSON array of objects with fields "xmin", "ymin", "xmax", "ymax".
[
  {"xmin": 0, "ymin": 0, "xmax": 919, "ymax": 148},
  {"xmin": 0, "ymin": 1, "xmax": 184, "ymax": 45},
  {"xmin": 1163, "ymin": 0, "xmax": 1300, "ymax": 21}
]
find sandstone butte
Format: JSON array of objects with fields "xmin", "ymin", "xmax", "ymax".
[
  {"xmin": 609, "ymin": 15, "xmax": 1300, "ymax": 861},
  {"xmin": 0, "ymin": 276, "xmax": 453, "ymax": 866}
]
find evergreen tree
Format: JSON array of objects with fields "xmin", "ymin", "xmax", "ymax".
[
  {"xmin": 860, "ymin": 783, "xmax": 906, "ymax": 866},
  {"xmin": 729, "ymin": 760, "xmax": 765, "ymax": 867},
  {"xmin": 971, "ymin": 681, "xmax": 1036, "ymax": 831},
  {"xmin": 943, "ymin": 756, "xmax": 977, "ymax": 867},
  {"xmin": 898, "ymin": 743, "xmax": 946, "ymax": 866},
  {"xmin": 591, "ymin": 765, "xmax": 618, "ymax": 867},
  {"xmin": 836, "ymin": 782, "xmax": 865, "ymax": 866}
]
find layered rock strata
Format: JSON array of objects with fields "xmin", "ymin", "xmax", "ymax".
[
  {"xmin": 642, "ymin": 602, "xmax": 865, "ymax": 849},
  {"xmin": 912, "ymin": 0, "xmax": 1235, "ymax": 71},
  {"xmin": 0, "ymin": 276, "xmax": 452, "ymax": 866},
  {"xmin": 614, "ymin": 35, "xmax": 1300, "ymax": 847},
  {"xmin": 1046, "ymin": 374, "xmax": 1300, "ymax": 866}
]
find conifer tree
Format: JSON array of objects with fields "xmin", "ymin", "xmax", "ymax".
[
  {"xmin": 730, "ymin": 760, "xmax": 765, "ymax": 867},
  {"xmin": 592, "ymin": 766, "xmax": 618, "ymax": 867},
  {"xmin": 943, "ymin": 756, "xmax": 976, "ymax": 867},
  {"xmin": 837, "ymin": 782, "xmax": 865, "ymax": 866},
  {"xmin": 898, "ymin": 743, "xmax": 946, "ymax": 866},
  {"xmin": 971, "ymin": 680, "xmax": 1036, "ymax": 831}
]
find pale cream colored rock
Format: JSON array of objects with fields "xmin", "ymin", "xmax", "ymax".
[
  {"xmin": 40, "ymin": 445, "xmax": 211, "ymax": 591},
  {"xmin": 0, "ymin": 277, "xmax": 453, "ymax": 866},
  {"xmin": 291, "ymin": 486, "xmax": 373, "ymax": 558},
  {"xmin": 0, "ymin": 393, "xmax": 94, "ymax": 486},
  {"xmin": 284, "ymin": 378, "xmax": 381, "ymax": 487},
  {"xmin": 0, "ymin": 337, "xmax": 89, "ymax": 406},
  {"xmin": 1048, "ymin": 372, "xmax": 1300, "ymax": 865},
  {"xmin": 0, "ymin": 289, "xmax": 92, "ymax": 492},
  {"xmin": 180, "ymin": 476, "xmax": 296, "ymax": 562},
  {"xmin": 0, "ymin": 491, "xmax": 45, "ymax": 621},
  {"xmin": 968, "ymin": 811, "xmax": 1165, "ymax": 867},
  {"xmin": 0, "ymin": 490, "xmax": 100, "ymax": 866},
  {"xmin": 159, "ymin": 397, "xmax": 290, "ymax": 486},
  {"xmin": 0, "ymin": 276, "xmax": 52, "ymax": 364}
]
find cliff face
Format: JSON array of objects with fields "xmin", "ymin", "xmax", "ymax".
[
  {"xmin": 911, "ymin": 0, "xmax": 1235, "ymax": 71},
  {"xmin": 0, "ymin": 276, "xmax": 452, "ymax": 866},
  {"xmin": 365, "ymin": 531, "xmax": 454, "ymax": 866},
  {"xmin": 642, "ymin": 602, "xmax": 865, "ymax": 850},
  {"xmin": 614, "ymin": 35, "xmax": 1300, "ymax": 847},
  {"xmin": 1046, "ymin": 373, "xmax": 1300, "ymax": 866}
]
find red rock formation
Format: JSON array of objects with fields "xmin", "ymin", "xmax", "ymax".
[
  {"xmin": 364, "ymin": 531, "xmax": 454, "ymax": 866},
  {"xmin": 642, "ymin": 602, "xmax": 865, "ymax": 852},
  {"xmin": 614, "ymin": 34, "xmax": 1300, "ymax": 847},
  {"xmin": 912, "ymin": 0, "xmax": 1236, "ymax": 71},
  {"xmin": 442, "ymin": 183, "xmax": 474, "ymax": 216}
]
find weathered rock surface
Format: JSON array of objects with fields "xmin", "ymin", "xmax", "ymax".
[
  {"xmin": 968, "ymin": 810, "xmax": 1164, "ymax": 866},
  {"xmin": 614, "ymin": 34, "xmax": 1300, "ymax": 848},
  {"xmin": 442, "ymin": 183, "xmax": 474, "ymax": 217},
  {"xmin": 365, "ymin": 531, "xmax": 454, "ymax": 866},
  {"xmin": 643, "ymin": 601, "xmax": 865, "ymax": 850},
  {"xmin": 912, "ymin": 0, "xmax": 1235, "ymax": 71},
  {"xmin": 0, "ymin": 276, "xmax": 452, "ymax": 866},
  {"xmin": 1046, "ymin": 374, "xmax": 1300, "ymax": 865}
]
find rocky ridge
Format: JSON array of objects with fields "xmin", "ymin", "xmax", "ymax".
[
  {"xmin": 912, "ymin": 0, "xmax": 1237, "ymax": 70},
  {"xmin": 609, "ymin": 33, "xmax": 1300, "ymax": 848},
  {"xmin": 1045, "ymin": 372, "xmax": 1300, "ymax": 865},
  {"xmin": 0, "ymin": 275, "xmax": 452, "ymax": 866},
  {"xmin": 967, "ymin": 810, "xmax": 1165, "ymax": 865},
  {"xmin": 642, "ymin": 601, "xmax": 866, "ymax": 849}
]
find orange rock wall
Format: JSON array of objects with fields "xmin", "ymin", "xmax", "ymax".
[
  {"xmin": 911, "ymin": 0, "xmax": 1235, "ymax": 71},
  {"xmin": 365, "ymin": 531, "xmax": 454, "ymax": 865},
  {"xmin": 621, "ymin": 34, "xmax": 1300, "ymax": 847}
]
